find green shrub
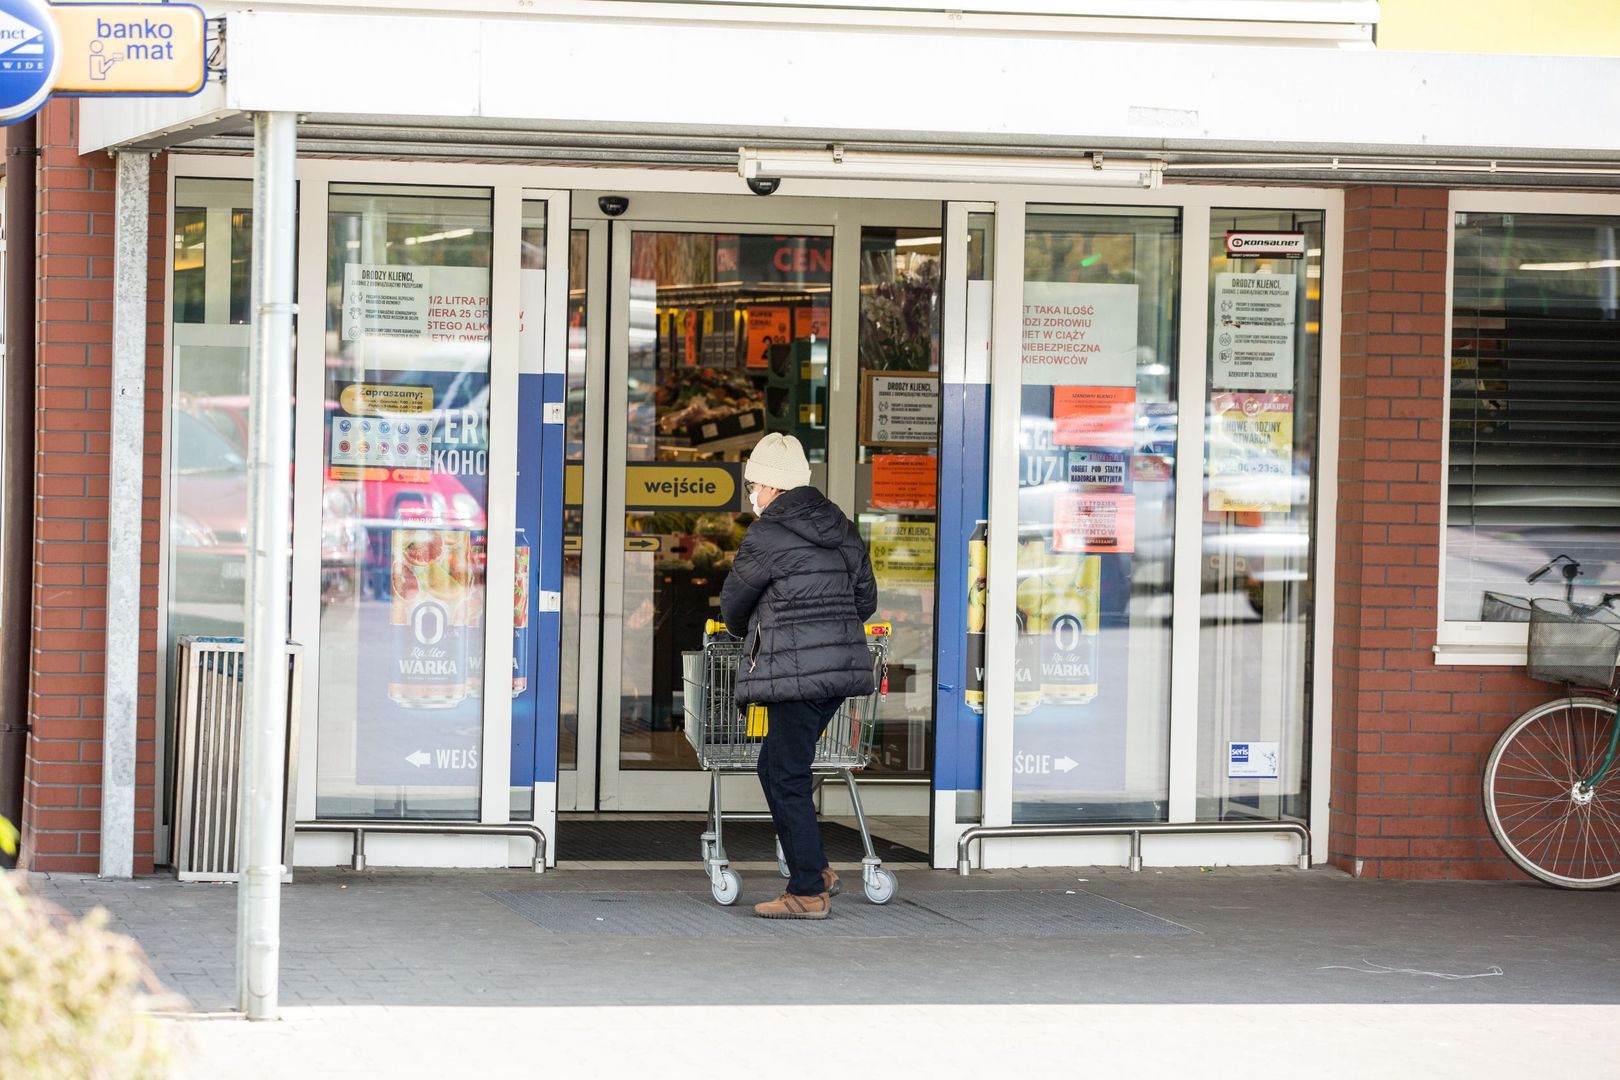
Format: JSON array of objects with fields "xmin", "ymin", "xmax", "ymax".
[{"xmin": 0, "ymin": 819, "xmax": 180, "ymax": 1079}]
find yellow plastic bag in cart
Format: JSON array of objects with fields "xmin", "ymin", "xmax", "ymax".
[{"xmin": 746, "ymin": 704, "xmax": 769, "ymax": 738}]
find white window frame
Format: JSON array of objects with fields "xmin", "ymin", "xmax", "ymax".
[{"xmin": 1436, "ymin": 189, "xmax": 1620, "ymax": 665}]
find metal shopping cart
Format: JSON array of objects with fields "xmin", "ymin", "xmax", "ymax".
[{"xmin": 682, "ymin": 620, "xmax": 897, "ymax": 907}]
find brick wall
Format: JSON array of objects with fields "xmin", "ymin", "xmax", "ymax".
[
  {"xmin": 1329, "ymin": 186, "xmax": 1549, "ymax": 879},
  {"xmin": 20, "ymin": 99, "xmax": 166, "ymax": 872}
]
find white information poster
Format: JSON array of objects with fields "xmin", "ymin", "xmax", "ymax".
[
  {"xmin": 343, "ymin": 264, "xmax": 492, "ymax": 343},
  {"xmin": 1021, "ymin": 282, "xmax": 1139, "ymax": 387},
  {"xmin": 865, "ymin": 372, "xmax": 940, "ymax": 446},
  {"xmin": 1212, "ymin": 273, "xmax": 1296, "ymax": 390},
  {"xmin": 1228, "ymin": 741, "xmax": 1281, "ymax": 779}
]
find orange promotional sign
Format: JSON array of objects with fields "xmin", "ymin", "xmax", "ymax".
[
  {"xmin": 870, "ymin": 454, "xmax": 937, "ymax": 510},
  {"xmin": 795, "ymin": 304, "xmax": 831, "ymax": 341},
  {"xmin": 746, "ymin": 306, "xmax": 792, "ymax": 369},
  {"xmin": 1053, "ymin": 385, "xmax": 1135, "ymax": 447},
  {"xmin": 1053, "ymin": 492, "xmax": 1136, "ymax": 554}
]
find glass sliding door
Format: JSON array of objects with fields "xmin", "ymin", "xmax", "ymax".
[
  {"xmin": 855, "ymin": 225, "xmax": 942, "ymax": 776},
  {"xmin": 1012, "ymin": 206, "xmax": 1181, "ymax": 824},
  {"xmin": 603, "ymin": 225, "xmax": 833, "ymax": 806}
]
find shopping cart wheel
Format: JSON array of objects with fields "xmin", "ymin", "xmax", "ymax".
[
  {"xmin": 712, "ymin": 868, "xmax": 742, "ymax": 906},
  {"xmin": 863, "ymin": 867, "xmax": 898, "ymax": 905}
]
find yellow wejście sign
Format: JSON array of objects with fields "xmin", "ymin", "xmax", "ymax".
[
  {"xmin": 623, "ymin": 464, "xmax": 739, "ymax": 511},
  {"xmin": 52, "ymin": 4, "xmax": 207, "ymax": 96}
]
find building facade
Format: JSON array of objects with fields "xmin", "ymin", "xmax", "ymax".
[{"xmin": 4, "ymin": 0, "xmax": 1618, "ymax": 881}]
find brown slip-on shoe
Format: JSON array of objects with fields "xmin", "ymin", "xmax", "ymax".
[
  {"xmin": 823, "ymin": 868, "xmax": 841, "ymax": 897},
  {"xmin": 754, "ymin": 891, "xmax": 831, "ymax": 919}
]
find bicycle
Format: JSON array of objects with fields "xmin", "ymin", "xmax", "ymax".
[{"xmin": 1482, "ymin": 558, "xmax": 1620, "ymax": 889}]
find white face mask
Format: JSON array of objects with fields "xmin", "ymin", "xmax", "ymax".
[{"xmin": 748, "ymin": 489, "xmax": 763, "ymax": 516}]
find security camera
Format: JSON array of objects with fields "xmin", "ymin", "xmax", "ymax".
[
  {"xmin": 745, "ymin": 176, "xmax": 781, "ymax": 197},
  {"xmin": 597, "ymin": 195, "xmax": 629, "ymax": 217}
]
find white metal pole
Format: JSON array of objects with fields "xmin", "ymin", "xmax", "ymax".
[
  {"xmin": 237, "ymin": 111, "xmax": 296, "ymax": 1021},
  {"xmin": 99, "ymin": 149, "xmax": 151, "ymax": 880}
]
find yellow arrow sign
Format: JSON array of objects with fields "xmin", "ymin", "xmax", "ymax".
[{"xmin": 624, "ymin": 536, "xmax": 660, "ymax": 552}]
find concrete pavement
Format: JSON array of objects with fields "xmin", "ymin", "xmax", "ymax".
[{"xmin": 21, "ymin": 863, "xmax": 1620, "ymax": 1077}]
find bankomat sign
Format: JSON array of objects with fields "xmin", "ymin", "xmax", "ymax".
[{"xmin": 0, "ymin": 0, "xmax": 205, "ymax": 124}]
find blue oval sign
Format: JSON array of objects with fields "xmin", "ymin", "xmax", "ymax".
[{"xmin": 0, "ymin": 0, "xmax": 59, "ymax": 124}]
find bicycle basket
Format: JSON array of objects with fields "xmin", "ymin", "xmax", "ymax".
[
  {"xmin": 1526, "ymin": 599, "xmax": 1620, "ymax": 690},
  {"xmin": 1480, "ymin": 591, "xmax": 1532, "ymax": 623}
]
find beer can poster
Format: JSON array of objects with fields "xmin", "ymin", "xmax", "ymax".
[{"xmin": 328, "ymin": 353, "xmax": 493, "ymax": 787}]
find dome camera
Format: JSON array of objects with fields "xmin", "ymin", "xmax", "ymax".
[
  {"xmin": 597, "ymin": 195, "xmax": 630, "ymax": 217},
  {"xmin": 746, "ymin": 176, "xmax": 781, "ymax": 197}
]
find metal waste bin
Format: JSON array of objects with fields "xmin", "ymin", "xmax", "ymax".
[{"xmin": 170, "ymin": 636, "xmax": 303, "ymax": 882}]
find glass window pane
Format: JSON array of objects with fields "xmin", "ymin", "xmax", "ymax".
[
  {"xmin": 316, "ymin": 185, "xmax": 493, "ymax": 820},
  {"xmin": 558, "ymin": 228, "xmax": 588, "ymax": 776},
  {"xmin": 1013, "ymin": 207, "xmax": 1180, "ymax": 824},
  {"xmin": 1197, "ymin": 209, "xmax": 1323, "ymax": 822},
  {"xmin": 956, "ymin": 209, "xmax": 993, "ymax": 825},
  {"xmin": 1447, "ymin": 212, "xmax": 1620, "ymax": 621},
  {"xmin": 856, "ymin": 225, "xmax": 941, "ymax": 776}
]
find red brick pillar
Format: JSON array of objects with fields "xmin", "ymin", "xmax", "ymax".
[
  {"xmin": 1329, "ymin": 186, "xmax": 1547, "ymax": 879},
  {"xmin": 20, "ymin": 100, "xmax": 166, "ymax": 873}
]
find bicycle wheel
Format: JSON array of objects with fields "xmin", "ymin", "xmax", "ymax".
[{"xmin": 1484, "ymin": 696, "xmax": 1620, "ymax": 889}]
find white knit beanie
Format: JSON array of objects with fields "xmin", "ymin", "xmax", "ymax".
[{"xmin": 744, "ymin": 433, "xmax": 811, "ymax": 491}]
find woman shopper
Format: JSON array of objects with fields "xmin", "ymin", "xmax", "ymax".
[{"xmin": 719, "ymin": 432, "xmax": 878, "ymax": 919}]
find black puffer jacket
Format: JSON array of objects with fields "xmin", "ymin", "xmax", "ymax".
[{"xmin": 719, "ymin": 486, "xmax": 878, "ymax": 706}]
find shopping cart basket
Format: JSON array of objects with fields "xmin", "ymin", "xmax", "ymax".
[{"xmin": 682, "ymin": 620, "xmax": 896, "ymax": 906}]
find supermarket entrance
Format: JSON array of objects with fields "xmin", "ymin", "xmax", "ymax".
[{"xmin": 558, "ymin": 193, "xmax": 943, "ymax": 824}]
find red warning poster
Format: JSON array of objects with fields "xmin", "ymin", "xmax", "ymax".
[
  {"xmin": 1053, "ymin": 385, "xmax": 1136, "ymax": 447},
  {"xmin": 1052, "ymin": 492, "xmax": 1136, "ymax": 554},
  {"xmin": 870, "ymin": 454, "xmax": 938, "ymax": 510}
]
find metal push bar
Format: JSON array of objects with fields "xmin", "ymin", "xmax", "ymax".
[
  {"xmin": 956, "ymin": 819, "xmax": 1311, "ymax": 876},
  {"xmin": 296, "ymin": 821, "xmax": 548, "ymax": 873}
]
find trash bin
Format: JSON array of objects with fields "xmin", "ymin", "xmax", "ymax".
[{"xmin": 169, "ymin": 636, "xmax": 303, "ymax": 882}]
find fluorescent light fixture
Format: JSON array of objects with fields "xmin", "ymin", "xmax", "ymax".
[
  {"xmin": 739, "ymin": 147, "xmax": 1162, "ymax": 188},
  {"xmin": 404, "ymin": 227, "xmax": 475, "ymax": 246},
  {"xmin": 1518, "ymin": 259, "xmax": 1620, "ymax": 271}
]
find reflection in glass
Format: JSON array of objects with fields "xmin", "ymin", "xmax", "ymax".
[
  {"xmin": 619, "ymin": 231, "xmax": 831, "ymax": 771},
  {"xmin": 172, "ymin": 208, "xmax": 206, "ymax": 324},
  {"xmin": 1197, "ymin": 209, "xmax": 1323, "ymax": 822},
  {"xmin": 316, "ymin": 186, "xmax": 493, "ymax": 820},
  {"xmin": 165, "ymin": 181, "xmax": 258, "ymax": 831},
  {"xmin": 1012, "ymin": 208, "xmax": 1180, "ymax": 823},
  {"xmin": 856, "ymin": 226, "xmax": 942, "ymax": 776}
]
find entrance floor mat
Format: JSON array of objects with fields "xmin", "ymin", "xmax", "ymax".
[
  {"xmin": 484, "ymin": 889, "xmax": 1194, "ymax": 939},
  {"xmin": 556, "ymin": 818, "xmax": 927, "ymax": 864}
]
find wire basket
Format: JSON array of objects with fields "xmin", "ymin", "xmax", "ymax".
[
  {"xmin": 1480, "ymin": 591, "xmax": 1532, "ymax": 623},
  {"xmin": 1526, "ymin": 599, "xmax": 1620, "ymax": 690}
]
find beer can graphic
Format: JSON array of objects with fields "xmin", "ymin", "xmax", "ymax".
[
  {"xmin": 964, "ymin": 521, "xmax": 987, "ymax": 715},
  {"xmin": 465, "ymin": 531, "xmax": 488, "ymax": 699},
  {"xmin": 388, "ymin": 525, "xmax": 470, "ymax": 708},
  {"xmin": 511, "ymin": 530, "xmax": 531, "ymax": 699},
  {"xmin": 1013, "ymin": 531, "xmax": 1045, "ymax": 715},
  {"xmin": 1041, "ymin": 552, "xmax": 1100, "ymax": 706}
]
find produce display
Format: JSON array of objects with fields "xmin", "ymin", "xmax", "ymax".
[{"xmin": 655, "ymin": 367, "xmax": 763, "ymax": 439}]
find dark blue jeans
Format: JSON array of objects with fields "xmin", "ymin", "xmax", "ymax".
[{"xmin": 755, "ymin": 696, "xmax": 843, "ymax": 896}]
